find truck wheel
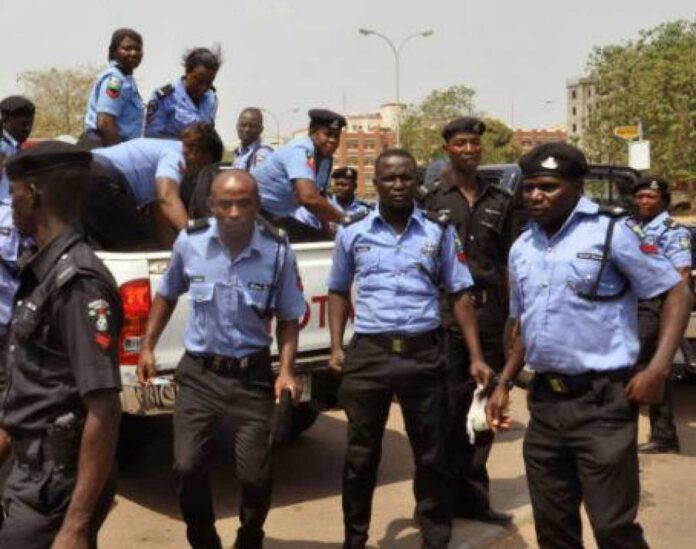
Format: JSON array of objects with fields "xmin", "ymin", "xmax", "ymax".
[{"xmin": 290, "ymin": 404, "xmax": 319, "ymax": 436}]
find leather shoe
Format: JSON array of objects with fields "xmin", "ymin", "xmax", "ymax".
[
  {"xmin": 455, "ymin": 508, "xmax": 513, "ymax": 525},
  {"xmin": 638, "ymin": 441, "xmax": 679, "ymax": 454}
]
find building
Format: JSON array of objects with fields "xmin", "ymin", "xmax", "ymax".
[
  {"xmin": 292, "ymin": 104, "xmax": 399, "ymax": 197},
  {"xmin": 512, "ymin": 127, "xmax": 567, "ymax": 154},
  {"xmin": 566, "ymin": 77, "xmax": 596, "ymax": 144}
]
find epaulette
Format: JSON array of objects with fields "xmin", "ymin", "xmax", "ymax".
[
  {"xmin": 356, "ymin": 200, "xmax": 375, "ymax": 210},
  {"xmin": 55, "ymin": 253, "xmax": 79, "ymax": 289},
  {"xmin": 490, "ymin": 182, "xmax": 514, "ymax": 197},
  {"xmin": 424, "ymin": 209, "xmax": 451, "ymax": 226},
  {"xmin": 664, "ymin": 217, "xmax": 682, "ymax": 230},
  {"xmin": 415, "ymin": 179, "xmax": 440, "ymax": 202},
  {"xmin": 256, "ymin": 215, "xmax": 287, "ymax": 242},
  {"xmin": 155, "ymin": 84, "xmax": 174, "ymax": 99},
  {"xmin": 344, "ymin": 209, "xmax": 369, "ymax": 226},
  {"xmin": 598, "ymin": 205, "xmax": 627, "ymax": 217},
  {"xmin": 185, "ymin": 218, "xmax": 210, "ymax": 234}
]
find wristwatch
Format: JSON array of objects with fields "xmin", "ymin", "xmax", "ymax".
[{"xmin": 494, "ymin": 375, "xmax": 514, "ymax": 391}]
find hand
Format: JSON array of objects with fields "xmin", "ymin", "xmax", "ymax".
[
  {"xmin": 469, "ymin": 359, "xmax": 493, "ymax": 387},
  {"xmin": 137, "ymin": 348, "xmax": 157, "ymax": 387},
  {"xmin": 275, "ymin": 371, "xmax": 299, "ymax": 403},
  {"xmin": 328, "ymin": 348, "xmax": 345, "ymax": 374},
  {"xmin": 486, "ymin": 385, "xmax": 512, "ymax": 432},
  {"xmin": 625, "ymin": 367, "xmax": 667, "ymax": 405},
  {"xmin": 51, "ymin": 525, "xmax": 89, "ymax": 549}
]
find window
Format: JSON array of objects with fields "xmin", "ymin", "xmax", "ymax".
[
  {"xmin": 572, "ymin": 123, "xmax": 577, "ymax": 133},
  {"xmin": 347, "ymin": 157, "xmax": 359, "ymax": 165},
  {"xmin": 587, "ymin": 89, "xmax": 592, "ymax": 97},
  {"xmin": 364, "ymin": 141, "xmax": 375, "ymax": 150},
  {"xmin": 572, "ymin": 90, "xmax": 577, "ymax": 99},
  {"xmin": 572, "ymin": 107, "xmax": 576, "ymax": 116},
  {"xmin": 346, "ymin": 140, "xmax": 359, "ymax": 150}
]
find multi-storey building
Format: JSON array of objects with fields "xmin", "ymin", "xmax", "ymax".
[
  {"xmin": 512, "ymin": 127, "xmax": 567, "ymax": 154},
  {"xmin": 566, "ymin": 77, "xmax": 596, "ymax": 144}
]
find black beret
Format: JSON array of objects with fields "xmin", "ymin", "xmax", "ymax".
[
  {"xmin": 0, "ymin": 95, "xmax": 35, "ymax": 115},
  {"xmin": 519, "ymin": 142, "xmax": 588, "ymax": 180},
  {"xmin": 332, "ymin": 166, "xmax": 357, "ymax": 181},
  {"xmin": 6, "ymin": 141, "xmax": 92, "ymax": 181},
  {"xmin": 442, "ymin": 117, "xmax": 486, "ymax": 140},
  {"xmin": 308, "ymin": 109, "xmax": 347, "ymax": 130},
  {"xmin": 633, "ymin": 175, "xmax": 669, "ymax": 196}
]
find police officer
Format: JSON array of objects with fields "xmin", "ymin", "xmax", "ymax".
[
  {"xmin": 487, "ymin": 143, "xmax": 692, "ymax": 549},
  {"xmin": 137, "ymin": 169, "xmax": 305, "ymax": 549},
  {"xmin": 630, "ymin": 176, "xmax": 691, "ymax": 454},
  {"xmin": 80, "ymin": 28, "xmax": 144, "ymax": 148},
  {"xmin": 421, "ymin": 117, "xmax": 513, "ymax": 524},
  {"xmin": 0, "ymin": 142, "xmax": 123, "ymax": 548},
  {"xmin": 232, "ymin": 108, "xmax": 274, "ymax": 170},
  {"xmin": 83, "ymin": 123, "xmax": 223, "ymax": 249},
  {"xmin": 328, "ymin": 149, "xmax": 492, "ymax": 549},
  {"xmin": 252, "ymin": 109, "xmax": 347, "ymax": 242},
  {"xmin": 145, "ymin": 47, "xmax": 221, "ymax": 139}
]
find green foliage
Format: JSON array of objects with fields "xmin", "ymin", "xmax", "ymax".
[
  {"xmin": 480, "ymin": 117, "xmax": 522, "ymax": 164},
  {"xmin": 584, "ymin": 20, "xmax": 696, "ymax": 180},
  {"xmin": 19, "ymin": 65, "xmax": 99, "ymax": 137}
]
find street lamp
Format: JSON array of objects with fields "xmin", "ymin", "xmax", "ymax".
[
  {"xmin": 261, "ymin": 107, "xmax": 300, "ymax": 145},
  {"xmin": 358, "ymin": 27, "xmax": 434, "ymax": 146}
]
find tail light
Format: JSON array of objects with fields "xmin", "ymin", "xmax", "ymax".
[{"xmin": 118, "ymin": 279, "xmax": 151, "ymax": 366}]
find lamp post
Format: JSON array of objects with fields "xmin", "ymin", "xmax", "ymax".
[
  {"xmin": 358, "ymin": 27, "xmax": 434, "ymax": 147},
  {"xmin": 261, "ymin": 107, "xmax": 300, "ymax": 146}
]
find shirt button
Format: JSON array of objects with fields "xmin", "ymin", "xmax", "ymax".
[
  {"xmin": 16, "ymin": 300, "xmax": 22, "ymax": 307},
  {"xmin": 9, "ymin": 345, "xmax": 14, "ymax": 352},
  {"xmin": 546, "ymin": 247, "xmax": 552, "ymax": 253},
  {"xmin": 541, "ymin": 282, "xmax": 549, "ymax": 288},
  {"xmin": 470, "ymin": 235, "xmax": 475, "ymax": 240}
]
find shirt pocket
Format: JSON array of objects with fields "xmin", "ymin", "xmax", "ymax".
[
  {"xmin": 188, "ymin": 282, "xmax": 215, "ymax": 330},
  {"xmin": 567, "ymin": 258, "xmax": 624, "ymax": 297},
  {"xmin": 240, "ymin": 282, "xmax": 273, "ymax": 320},
  {"xmin": 355, "ymin": 250, "xmax": 382, "ymax": 291}
]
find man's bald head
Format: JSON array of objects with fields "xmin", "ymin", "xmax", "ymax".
[
  {"xmin": 210, "ymin": 168, "xmax": 260, "ymax": 202},
  {"xmin": 209, "ymin": 169, "xmax": 261, "ymax": 243}
]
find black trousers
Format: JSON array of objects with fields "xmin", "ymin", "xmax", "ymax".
[
  {"xmin": 258, "ymin": 209, "xmax": 326, "ymax": 243},
  {"xmin": 637, "ymin": 306, "xmax": 679, "ymax": 446},
  {"xmin": 523, "ymin": 374, "xmax": 649, "ymax": 549},
  {"xmin": 173, "ymin": 352, "xmax": 275, "ymax": 549},
  {"xmin": 0, "ymin": 439, "xmax": 115, "ymax": 549},
  {"xmin": 446, "ymin": 327, "xmax": 504, "ymax": 514},
  {"xmin": 339, "ymin": 332, "xmax": 452, "ymax": 549}
]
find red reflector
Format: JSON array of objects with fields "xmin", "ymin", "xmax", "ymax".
[{"xmin": 118, "ymin": 279, "xmax": 151, "ymax": 366}]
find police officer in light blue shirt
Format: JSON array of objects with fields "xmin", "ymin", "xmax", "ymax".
[
  {"xmin": 328, "ymin": 149, "xmax": 491, "ymax": 549},
  {"xmin": 137, "ymin": 170, "xmax": 305, "ymax": 549},
  {"xmin": 83, "ymin": 124, "xmax": 223, "ymax": 249},
  {"xmin": 80, "ymin": 28, "xmax": 144, "ymax": 148},
  {"xmin": 145, "ymin": 47, "xmax": 221, "ymax": 140},
  {"xmin": 232, "ymin": 108, "xmax": 274, "ymax": 171},
  {"xmin": 487, "ymin": 143, "xmax": 692, "ymax": 549},
  {"xmin": 252, "ymin": 109, "xmax": 347, "ymax": 241},
  {"xmin": 630, "ymin": 175, "xmax": 692, "ymax": 455}
]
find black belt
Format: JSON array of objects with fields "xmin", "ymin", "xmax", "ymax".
[
  {"xmin": 358, "ymin": 329, "xmax": 441, "ymax": 354},
  {"xmin": 187, "ymin": 348, "xmax": 270, "ymax": 376},
  {"xmin": 534, "ymin": 367, "xmax": 632, "ymax": 396}
]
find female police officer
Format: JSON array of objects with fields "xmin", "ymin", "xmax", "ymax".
[
  {"xmin": 80, "ymin": 28, "xmax": 145, "ymax": 148},
  {"xmin": 145, "ymin": 47, "xmax": 220, "ymax": 140}
]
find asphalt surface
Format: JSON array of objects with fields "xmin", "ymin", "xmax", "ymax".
[{"xmin": 99, "ymin": 379, "xmax": 696, "ymax": 548}]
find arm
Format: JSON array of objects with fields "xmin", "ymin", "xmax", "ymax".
[
  {"xmin": 486, "ymin": 320, "xmax": 526, "ymax": 431},
  {"xmin": 153, "ymin": 177, "xmax": 188, "ymax": 241},
  {"xmin": 137, "ymin": 295, "xmax": 178, "ymax": 385},
  {"xmin": 625, "ymin": 280, "xmax": 692, "ymax": 404},
  {"xmin": 294, "ymin": 179, "xmax": 344, "ymax": 224},
  {"xmin": 95, "ymin": 113, "xmax": 121, "ymax": 146},
  {"xmin": 451, "ymin": 291, "xmax": 491, "ymax": 385},
  {"xmin": 328, "ymin": 290, "xmax": 351, "ymax": 372},
  {"xmin": 52, "ymin": 391, "xmax": 121, "ymax": 549},
  {"xmin": 274, "ymin": 319, "xmax": 299, "ymax": 401},
  {"xmin": 677, "ymin": 266, "xmax": 691, "ymax": 285}
]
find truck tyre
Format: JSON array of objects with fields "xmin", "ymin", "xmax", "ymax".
[{"xmin": 290, "ymin": 403, "xmax": 319, "ymax": 436}]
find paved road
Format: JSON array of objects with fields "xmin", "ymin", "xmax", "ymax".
[{"xmin": 99, "ymin": 379, "xmax": 696, "ymax": 548}]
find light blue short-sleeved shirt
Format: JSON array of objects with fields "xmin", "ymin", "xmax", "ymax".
[
  {"xmin": 508, "ymin": 196, "xmax": 681, "ymax": 375},
  {"xmin": 144, "ymin": 78, "xmax": 217, "ymax": 139},
  {"xmin": 232, "ymin": 139, "xmax": 274, "ymax": 171},
  {"xmin": 1, "ymin": 131, "xmax": 20, "ymax": 196},
  {"xmin": 292, "ymin": 195, "xmax": 373, "ymax": 230},
  {"xmin": 328, "ymin": 206, "xmax": 474, "ymax": 335},
  {"xmin": 0, "ymin": 194, "xmax": 20, "ymax": 334},
  {"xmin": 157, "ymin": 219, "xmax": 306, "ymax": 357},
  {"xmin": 252, "ymin": 135, "xmax": 333, "ymax": 217},
  {"xmin": 639, "ymin": 210, "xmax": 692, "ymax": 269},
  {"xmin": 92, "ymin": 138, "xmax": 184, "ymax": 206},
  {"xmin": 84, "ymin": 62, "xmax": 144, "ymax": 142}
]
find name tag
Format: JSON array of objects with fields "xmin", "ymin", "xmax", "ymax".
[
  {"xmin": 421, "ymin": 243, "xmax": 438, "ymax": 256},
  {"xmin": 355, "ymin": 245, "xmax": 371, "ymax": 253},
  {"xmin": 190, "ymin": 275, "xmax": 205, "ymax": 282},
  {"xmin": 0, "ymin": 227, "xmax": 11, "ymax": 236},
  {"xmin": 576, "ymin": 252, "xmax": 602, "ymax": 262},
  {"xmin": 248, "ymin": 282, "xmax": 272, "ymax": 290}
]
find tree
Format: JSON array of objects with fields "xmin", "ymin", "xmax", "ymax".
[
  {"xmin": 480, "ymin": 117, "xmax": 522, "ymax": 165},
  {"xmin": 18, "ymin": 65, "xmax": 99, "ymax": 138},
  {"xmin": 584, "ymin": 20, "xmax": 696, "ymax": 180}
]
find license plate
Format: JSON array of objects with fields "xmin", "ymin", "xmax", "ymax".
[{"xmin": 134, "ymin": 377, "xmax": 179, "ymax": 411}]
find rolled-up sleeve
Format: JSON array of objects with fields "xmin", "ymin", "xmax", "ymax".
[
  {"xmin": 327, "ymin": 228, "xmax": 354, "ymax": 292},
  {"xmin": 275, "ymin": 245, "xmax": 307, "ymax": 321}
]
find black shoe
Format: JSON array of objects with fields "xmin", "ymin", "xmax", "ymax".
[
  {"xmin": 455, "ymin": 508, "xmax": 513, "ymax": 525},
  {"xmin": 638, "ymin": 441, "xmax": 680, "ymax": 454}
]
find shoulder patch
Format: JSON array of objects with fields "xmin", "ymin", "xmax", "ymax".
[
  {"xmin": 186, "ymin": 218, "xmax": 210, "ymax": 234},
  {"xmin": 424, "ymin": 209, "xmax": 451, "ymax": 226},
  {"xmin": 256, "ymin": 216, "xmax": 288, "ymax": 242},
  {"xmin": 664, "ymin": 217, "xmax": 682, "ymax": 230},
  {"xmin": 105, "ymin": 76, "xmax": 123, "ymax": 99},
  {"xmin": 156, "ymin": 84, "xmax": 174, "ymax": 99},
  {"xmin": 598, "ymin": 205, "xmax": 627, "ymax": 217},
  {"xmin": 415, "ymin": 179, "xmax": 440, "ymax": 202}
]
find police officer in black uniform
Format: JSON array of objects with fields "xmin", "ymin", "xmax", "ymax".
[
  {"xmin": 0, "ymin": 142, "xmax": 123, "ymax": 548},
  {"xmin": 421, "ymin": 117, "xmax": 513, "ymax": 524}
]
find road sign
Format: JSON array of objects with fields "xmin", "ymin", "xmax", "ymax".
[
  {"xmin": 629, "ymin": 140, "xmax": 651, "ymax": 170},
  {"xmin": 613, "ymin": 125, "xmax": 640, "ymax": 140}
]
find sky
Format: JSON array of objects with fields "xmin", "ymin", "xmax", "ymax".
[{"xmin": 0, "ymin": 0, "xmax": 692, "ymax": 144}]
